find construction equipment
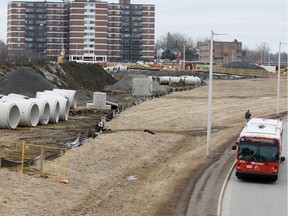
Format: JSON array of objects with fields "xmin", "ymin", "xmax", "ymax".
[{"xmin": 57, "ymin": 48, "xmax": 65, "ymax": 64}]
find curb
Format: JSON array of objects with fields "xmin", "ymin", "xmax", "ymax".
[{"xmin": 216, "ymin": 159, "xmax": 236, "ymax": 216}]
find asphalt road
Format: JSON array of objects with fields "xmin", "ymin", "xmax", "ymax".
[{"xmin": 221, "ymin": 117, "xmax": 288, "ymax": 216}]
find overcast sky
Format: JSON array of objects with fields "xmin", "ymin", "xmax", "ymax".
[{"xmin": 0, "ymin": 0, "xmax": 287, "ymax": 53}]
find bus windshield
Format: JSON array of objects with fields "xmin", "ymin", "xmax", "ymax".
[{"xmin": 238, "ymin": 143, "xmax": 278, "ymax": 162}]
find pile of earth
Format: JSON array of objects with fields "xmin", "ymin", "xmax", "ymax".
[
  {"xmin": 0, "ymin": 64, "xmax": 169, "ymax": 106},
  {"xmin": 0, "ymin": 68, "xmax": 56, "ymax": 97},
  {"xmin": 0, "ymin": 63, "xmax": 117, "ymax": 100},
  {"xmin": 104, "ymin": 74, "xmax": 166, "ymax": 92}
]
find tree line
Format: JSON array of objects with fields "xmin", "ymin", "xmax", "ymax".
[
  {"xmin": 155, "ymin": 32, "xmax": 287, "ymax": 65},
  {"xmin": 0, "ymin": 34, "xmax": 287, "ymax": 64}
]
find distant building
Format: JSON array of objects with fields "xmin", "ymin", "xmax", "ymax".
[
  {"xmin": 197, "ymin": 40, "xmax": 242, "ymax": 64},
  {"xmin": 7, "ymin": 0, "xmax": 155, "ymax": 62}
]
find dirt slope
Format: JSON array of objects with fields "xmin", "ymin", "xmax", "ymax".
[{"xmin": 0, "ymin": 77, "xmax": 287, "ymax": 216}]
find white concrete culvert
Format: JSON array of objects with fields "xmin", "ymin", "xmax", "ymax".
[
  {"xmin": 38, "ymin": 96, "xmax": 60, "ymax": 124},
  {"xmin": 169, "ymin": 76, "xmax": 181, "ymax": 85},
  {"xmin": 182, "ymin": 76, "xmax": 201, "ymax": 87},
  {"xmin": 157, "ymin": 76, "xmax": 170, "ymax": 85},
  {"xmin": 53, "ymin": 89, "xmax": 77, "ymax": 109},
  {"xmin": 0, "ymin": 100, "xmax": 20, "ymax": 129},
  {"xmin": 1, "ymin": 96, "xmax": 40, "ymax": 127},
  {"xmin": 132, "ymin": 78, "xmax": 153, "ymax": 96},
  {"xmin": 6, "ymin": 93, "xmax": 29, "ymax": 99},
  {"xmin": 6, "ymin": 93, "xmax": 50, "ymax": 125},
  {"xmin": 86, "ymin": 92, "xmax": 111, "ymax": 110},
  {"xmin": 29, "ymin": 98, "xmax": 50, "ymax": 125},
  {"xmin": 36, "ymin": 92, "xmax": 69, "ymax": 121},
  {"xmin": 5, "ymin": 93, "xmax": 51, "ymax": 126}
]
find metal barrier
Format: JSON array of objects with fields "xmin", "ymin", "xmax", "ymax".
[{"xmin": 0, "ymin": 140, "xmax": 67, "ymax": 181}]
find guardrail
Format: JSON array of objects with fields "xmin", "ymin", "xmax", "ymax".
[{"xmin": 0, "ymin": 140, "xmax": 68, "ymax": 182}]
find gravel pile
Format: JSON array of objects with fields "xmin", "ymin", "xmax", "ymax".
[
  {"xmin": 104, "ymin": 74, "xmax": 166, "ymax": 92},
  {"xmin": 0, "ymin": 68, "xmax": 56, "ymax": 97}
]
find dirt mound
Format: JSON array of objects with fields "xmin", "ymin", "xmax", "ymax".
[
  {"xmin": 104, "ymin": 74, "xmax": 166, "ymax": 92},
  {"xmin": 0, "ymin": 62, "xmax": 118, "ymax": 101},
  {"xmin": 0, "ymin": 67, "xmax": 56, "ymax": 97},
  {"xmin": 54, "ymin": 62, "xmax": 116, "ymax": 91}
]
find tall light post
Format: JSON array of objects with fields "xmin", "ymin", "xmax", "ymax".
[
  {"xmin": 183, "ymin": 44, "xmax": 186, "ymax": 70},
  {"xmin": 156, "ymin": 44, "xmax": 159, "ymax": 63},
  {"xmin": 206, "ymin": 30, "xmax": 227, "ymax": 158},
  {"xmin": 276, "ymin": 42, "xmax": 287, "ymax": 115}
]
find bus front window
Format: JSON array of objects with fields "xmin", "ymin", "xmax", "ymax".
[
  {"xmin": 239, "ymin": 145, "xmax": 257, "ymax": 161},
  {"xmin": 238, "ymin": 144, "xmax": 278, "ymax": 162}
]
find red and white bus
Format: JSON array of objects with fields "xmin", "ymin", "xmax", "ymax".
[{"xmin": 232, "ymin": 118, "xmax": 286, "ymax": 181}]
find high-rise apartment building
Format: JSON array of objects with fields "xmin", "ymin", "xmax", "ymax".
[
  {"xmin": 7, "ymin": 0, "xmax": 155, "ymax": 62},
  {"xmin": 7, "ymin": 1, "xmax": 70, "ymax": 58},
  {"xmin": 198, "ymin": 40, "xmax": 243, "ymax": 64}
]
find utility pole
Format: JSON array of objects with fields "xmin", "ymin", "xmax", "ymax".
[
  {"xmin": 206, "ymin": 30, "xmax": 227, "ymax": 157},
  {"xmin": 183, "ymin": 44, "xmax": 186, "ymax": 70}
]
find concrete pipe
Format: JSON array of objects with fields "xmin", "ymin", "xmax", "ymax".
[
  {"xmin": 157, "ymin": 76, "xmax": 170, "ymax": 85},
  {"xmin": 29, "ymin": 98, "xmax": 50, "ymax": 125},
  {"xmin": 195, "ymin": 77, "xmax": 201, "ymax": 87},
  {"xmin": 52, "ymin": 89, "xmax": 77, "ymax": 109},
  {"xmin": 36, "ymin": 95, "xmax": 60, "ymax": 124},
  {"xmin": 132, "ymin": 78, "xmax": 152, "ymax": 96},
  {"xmin": 169, "ymin": 76, "xmax": 181, "ymax": 85},
  {"xmin": 37, "ymin": 92, "xmax": 69, "ymax": 121},
  {"xmin": 7, "ymin": 93, "xmax": 29, "ymax": 99},
  {"xmin": 0, "ymin": 100, "xmax": 20, "ymax": 129},
  {"xmin": 1, "ymin": 97, "xmax": 40, "ymax": 127},
  {"xmin": 182, "ymin": 76, "xmax": 198, "ymax": 85}
]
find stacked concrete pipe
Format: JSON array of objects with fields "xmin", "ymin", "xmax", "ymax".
[
  {"xmin": 0, "ymin": 99, "xmax": 21, "ymax": 129},
  {"xmin": 29, "ymin": 98, "xmax": 50, "ymax": 125},
  {"xmin": 53, "ymin": 89, "xmax": 77, "ymax": 109},
  {"xmin": 157, "ymin": 76, "xmax": 170, "ymax": 85},
  {"xmin": 181, "ymin": 76, "xmax": 201, "ymax": 86},
  {"xmin": 7, "ymin": 93, "xmax": 51, "ymax": 126},
  {"xmin": 37, "ymin": 91, "xmax": 70, "ymax": 121},
  {"xmin": 169, "ymin": 77, "xmax": 181, "ymax": 85},
  {"xmin": 1, "ymin": 95, "xmax": 40, "ymax": 127}
]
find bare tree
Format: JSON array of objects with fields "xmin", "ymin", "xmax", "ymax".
[
  {"xmin": 156, "ymin": 32, "xmax": 198, "ymax": 61},
  {"xmin": 0, "ymin": 40, "xmax": 8, "ymax": 63}
]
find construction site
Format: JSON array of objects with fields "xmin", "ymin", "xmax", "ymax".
[{"xmin": 0, "ymin": 62, "xmax": 287, "ymax": 216}]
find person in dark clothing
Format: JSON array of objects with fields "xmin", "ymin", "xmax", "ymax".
[{"xmin": 245, "ymin": 110, "xmax": 251, "ymax": 123}]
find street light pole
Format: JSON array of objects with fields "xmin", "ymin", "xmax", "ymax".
[
  {"xmin": 206, "ymin": 30, "xmax": 227, "ymax": 158},
  {"xmin": 183, "ymin": 44, "xmax": 186, "ymax": 70},
  {"xmin": 206, "ymin": 31, "xmax": 214, "ymax": 158}
]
